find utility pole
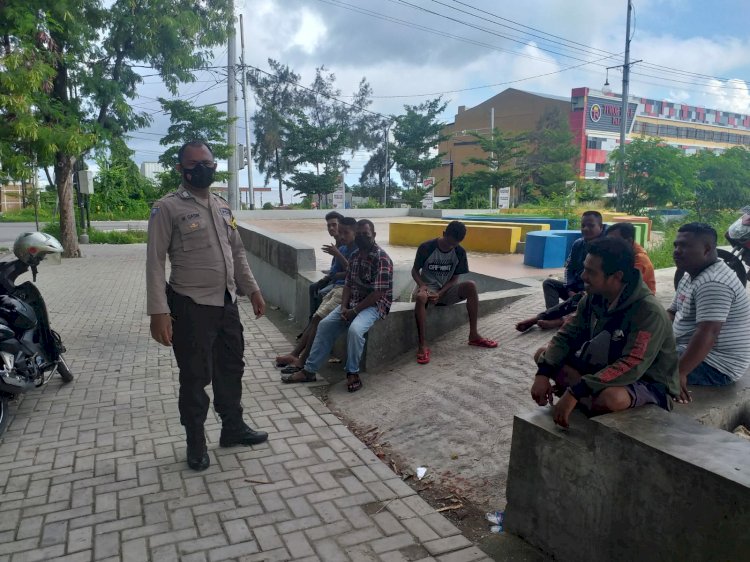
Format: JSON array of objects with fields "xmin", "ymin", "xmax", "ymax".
[
  {"xmin": 239, "ymin": 14, "xmax": 254, "ymax": 210},
  {"xmin": 226, "ymin": 0, "xmax": 239, "ymax": 210},
  {"xmin": 490, "ymin": 107, "xmax": 495, "ymax": 209},
  {"xmin": 383, "ymin": 124, "xmax": 391, "ymax": 207},
  {"xmin": 616, "ymin": 0, "xmax": 633, "ymax": 211}
]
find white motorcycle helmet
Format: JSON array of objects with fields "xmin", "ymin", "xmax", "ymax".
[{"xmin": 13, "ymin": 232, "xmax": 64, "ymax": 266}]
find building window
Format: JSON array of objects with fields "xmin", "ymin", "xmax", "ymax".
[{"xmin": 594, "ymin": 163, "xmax": 607, "ymax": 172}]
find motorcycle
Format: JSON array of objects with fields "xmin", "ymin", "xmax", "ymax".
[
  {"xmin": 0, "ymin": 232, "xmax": 73, "ymax": 437},
  {"xmin": 674, "ymin": 207, "xmax": 750, "ymax": 289}
]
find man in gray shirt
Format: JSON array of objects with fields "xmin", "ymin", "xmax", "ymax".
[
  {"xmin": 669, "ymin": 223, "xmax": 750, "ymax": 403},
  {"xmin": 411, "ymin": 221, "xmax": 497, "ymax": 364},
  {"xmin": 147, "ymin": 141, "xmax": 268, "ymax": 471}
]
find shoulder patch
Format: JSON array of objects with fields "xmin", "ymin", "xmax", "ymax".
[
  {"xmin": 219, "ymin": 208, "xmax": 232, "ymax": 217},
  {"xmin": 150, "ymin": 206, "xmax": 160, "ymax": 217}
]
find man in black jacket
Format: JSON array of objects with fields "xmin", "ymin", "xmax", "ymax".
[
  {"xmin": 543, "ymin": 210, "xmax": 604, "ymax": 308},
  {"xmin": 516, "ymin": 211, "xmax": 603, "ymax": 332}
]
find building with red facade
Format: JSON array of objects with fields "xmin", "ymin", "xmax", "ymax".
[{"xmin": 432, "ymin": 87, "xmax": 750, "ymax": 195}]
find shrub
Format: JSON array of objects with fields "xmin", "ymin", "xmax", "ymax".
[{"xmin": 262, "ymin": 202, "xmax": 274, "ymax": 210}]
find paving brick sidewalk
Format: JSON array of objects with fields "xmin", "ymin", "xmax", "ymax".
[{"xmin": 0, "ymin": 245, "xmax": 491, "ymax": 562}]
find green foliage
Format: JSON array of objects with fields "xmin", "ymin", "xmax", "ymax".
[
  {"xmin": 689, "ymin": 147, "xmax": 750, "ymax": 221},
  {"xmin": 1, "ymin": 0, "xmax": 232, "ymax": 255},
  {"xmin": 577, "ymin": 180, "xmax": 607, "ymax": 202},
  {"xmin": 609, "ymin": 137, "xmax": 690, "ymax": 214},
  {"xmin": 91, "ymin": 139, "xmax": 158, "ymax": 218},
  {"xmin": 0, "ymin": 207, "xmax": 54, "ymax": 223},
  {"xmin": 459, "ymin": 127, "xmax": 527, "ymax": 206},
  {"xmin": 42, "ymin": 222, "xmax": 147, "ymax": 244},
  {"xmin": 646, "ymin": 211, "xmax": 739, "ymax": 269},
  {"xmin": 390, "ymin": 97, "xmax": 448, "ymax": 188},
  {"xmin": 262, "ymin": 202, "xmax": 274, "ymax": 210},
  {"xmin": 524, "ymin": 107, "xmax": 579, "ymax": 201},
  {"xmin": 447, "ymin": 175, "xmax": 491, "ymax": 209},
  {"xmin": 355, "ymin": 198, "xmax": 383, "ymax": 209}
]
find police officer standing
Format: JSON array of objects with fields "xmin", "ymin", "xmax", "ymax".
[{"xmin": 146, "ymin": 140, "xmax": 268, "ymax": 471}]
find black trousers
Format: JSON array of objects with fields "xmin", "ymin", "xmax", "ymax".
[
  {"xmin": 538, "ymin": 292, "xmax": 584, "ymax": 321},
  {"xmin": 167, "ymin": 286, "xmax": 245, "ymax": 430},
  {"xmin": 542, "ymin": 278, "xmax": 570, "ymax": 310}
]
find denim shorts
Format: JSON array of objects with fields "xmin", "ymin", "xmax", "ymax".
[
  {"xmin": 624, "ymin": 380, "xmax": 670, "ymax": 410},
  {"xmin": 686, "ymin": 361, "xmax": 734, "ymax": 386}
]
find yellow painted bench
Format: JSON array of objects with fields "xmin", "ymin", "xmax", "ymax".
[{"xmin": 389, "ymin": 221, "xmax": 523, "ymax": 253}]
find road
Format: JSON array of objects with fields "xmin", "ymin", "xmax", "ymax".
[{"xmin": 0, "ymin": 220, "xmax": 148, "ymax": 246}]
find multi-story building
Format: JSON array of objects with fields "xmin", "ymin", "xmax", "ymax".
[
  {"xmin": 432, "ymin": 87, "xmax": 750, "ymax": 195},
  {"xmin": 571, "ymin": 86, "xmax": 750, "ymax": 181},
  {"xmin": 431, "ymin": 88, "xmax": 569, "ymax": 197}
]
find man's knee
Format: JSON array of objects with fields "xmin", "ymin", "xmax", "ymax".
[
  {"xmin": 594, "ymin": 388, "xmax": 632, "ymax": 412},
  {"xmin": 459, "ymin": 280, "xmax": 477, "ymax": 298},
  {"xmin": 414, "ymin": 292, "xmax": 428, "ymax": 306}
]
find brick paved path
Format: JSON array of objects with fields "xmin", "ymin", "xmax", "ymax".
[{"xmin": 0, "ymin": 245, "xmax": 490, "ymax": 562}]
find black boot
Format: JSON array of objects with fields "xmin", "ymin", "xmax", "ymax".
[
  {"xmin": 185, "ymin": 426, "xmax": 210, "ymax": 471},
  {"xmin": 220, "ymin": 420, "xmax": 269, "ymax": 448}
]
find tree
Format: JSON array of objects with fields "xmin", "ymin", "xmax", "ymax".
[
  {"xmin": 460, "ymin": 128, "xmax": 527, "ymax": 206},
  {"xmin": 689, "ymin": 147, "xmax": 750, "ymax": 220},
  {"xmin": 524, "ymin": 106, "xmax": 579, "ymax": 201},
  {"xmin": 1, "ymin": 0, "xmax": 232, "ymax": 256},
  {"xmin": 155, "ymin": 98, "xmax": 231, "ymax": 196},
  {"xmin": 248, "ymin": 60, "xmax": 303, "ymax": 206},
  {"xmin": 92, "ymin": 138, "xmax": 158, "ymax": 217},
  {"xmin": 284, "ymin": 111, "xmax": 349, "ymax": 203},
  {"xmin": 609, "ymin": 137, "xmax": 689, "ymax": 214},
  {"xmin": 358, "ymin": 146, "xmax": 392, "ymax": 204},
  {"xmin": 277, "ymin": 66, "xmax": 375, "ymax": 206},
  {"xmin": 390, "ymin": 97, "xmax": 448, "ymax": 207}
]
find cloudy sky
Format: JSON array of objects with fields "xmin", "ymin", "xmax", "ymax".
[{"xmin": 128, "ymin": 0, "xmax": 750, "ymax": 203}]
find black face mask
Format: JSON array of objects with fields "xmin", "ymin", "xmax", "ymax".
[
  {"xmin": 355, "ymin": 234, "xmax": 373, "ymax": 251},
  {"xmin": 182, "ymin": 163, "xmax": 215, "ymax": 189}
]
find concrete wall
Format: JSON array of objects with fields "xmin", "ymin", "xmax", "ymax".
[
  {"xmin": 238, "ymin": 224, "xmax": 317, "ymax": 322},
  {"xmin": 505, "ymin": 406, "xmax": 750, "ymax": 562}
]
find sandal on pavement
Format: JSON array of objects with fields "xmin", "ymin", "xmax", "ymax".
[
  {"xmin": 416, "ymin": 348, "xmax": 431, "ymax": 364},
  {"xmin": 469, "ymin": 337, "xmax": 498, "ymax": 348},
  {"xmin": 346, "ymin": 373, "xmax": 363, "ymax": 393},
  {"xmin": 280, "ymin": 365, "xmax": 302, "ymax": 375},
  {"xmin": 281, "ymin": 370, "xmax": 316, "ymax": 384}
]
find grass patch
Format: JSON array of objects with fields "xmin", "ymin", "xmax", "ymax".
[
  {"xmin": 0, "ymin": 208, "xmax": 54, "ymax": 222},
  {"xmin": 646, "ymin": 211, "xmax": 739, "ymax": 269},
  {"xmin": 42, "ymin": 223, "xmax": 147, "ymax": 244}
]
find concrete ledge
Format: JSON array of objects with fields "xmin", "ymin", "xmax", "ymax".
[
  {"xmin": 505, "ymin": 406, "xmax": 750, "ymax": 561},
  {"xmin": 678, "ymin": 369, "xmax": 750, "ymax": 429},
  {"xmin": 238, "ymin": 223, "xmax": 316, "ymax": 321},
  {"xmin": 333, "ymin": 275, "xmax": 534, "ymax": 371}
]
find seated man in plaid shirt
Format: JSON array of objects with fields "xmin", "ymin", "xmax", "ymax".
[{"xmin": 282, "ymin": 219, "xmax": 393, "ymax": 393}]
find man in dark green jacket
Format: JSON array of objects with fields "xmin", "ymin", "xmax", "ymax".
[{"xmin": 530, "ymin": 237, "xmax": 679, "ymax": 428}]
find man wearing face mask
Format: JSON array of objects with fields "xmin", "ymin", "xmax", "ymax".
[
  {"xmin": 281, "ymin": 219, "xmax": 393, "ymax": 393},
  {"xmin": 146, "ymin": 141, "xmax": 268, "ymax": 471}
]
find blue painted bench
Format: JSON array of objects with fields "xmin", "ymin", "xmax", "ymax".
[
  {"xmin": 444, "ymin": 216, "xmax": 569, "ymax": 231},
  {"xmin": 523, "ymin": 230, "xmax": 582, "ymax": 268}
]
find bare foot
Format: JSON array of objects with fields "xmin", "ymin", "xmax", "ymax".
[
  {"xmin": 515, "ymin": 317, "xmax": 539, "ymax": 332},
  {"xmin": 275, "ymin": 354, "xmax": 298, "ymax": 366},
  {"xmin": 537, "ymin": 318, "xmax": 564, "ymax": 330}
]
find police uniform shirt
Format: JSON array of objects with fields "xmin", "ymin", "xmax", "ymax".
[{"xmin": 146, "ymin": 186, "xmax": 259, "ymax": 315}]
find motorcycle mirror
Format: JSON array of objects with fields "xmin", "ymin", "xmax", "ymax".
[{"xmin": 45, "ymin": 253, "xmax": 62, "ymax": 266}]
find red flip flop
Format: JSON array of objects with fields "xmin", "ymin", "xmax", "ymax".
[
  {"xmin": 468, "ymin": 337, "xmax": 498, "ymax": 348},
  {"xmin": 416, "ymin": 348, "xmax": 431, "ymax": 364}
]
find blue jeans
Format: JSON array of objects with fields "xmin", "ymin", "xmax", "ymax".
[
  {"xmin": 687, "ymin": 361, "xmax": 734, "ymax": 386},
  {"xmin": 304, "ymin": 305, "xmax": 380, "ymax": 375}
]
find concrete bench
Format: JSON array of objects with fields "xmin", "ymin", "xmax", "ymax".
[
  {"xmin": 504, "ymin": 372, "xmax": 750, "ymax": 562},
  {"xmin": 523, "ymin": 230, "xmax": 582, "ymax": 268},
  {"xmin": 389, "ymin": 220, "xmax": 522, "ymax": 253}
]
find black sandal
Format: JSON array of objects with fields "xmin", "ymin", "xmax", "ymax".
[
  {"xmin": 346, "ymin": 373, "xmax": 363, "ymax": 393},
  {"xmin": 280, "ymin": 365, "xmax": 302, "ymax": 375},
  {"xmin": 281, "ymin": 370, "xmax": 316, "ymax": 384}
]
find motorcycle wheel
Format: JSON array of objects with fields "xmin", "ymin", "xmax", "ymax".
[
  {"xmin": 0, "ymin": 395, "xmax": 9, "ymax": 437},
  {"xmin": 57, "ymin": 357, "xmax": 74, "ymax": 384},
  {"xmin": 673, "ymin": 249, "xmax": 747, "ymax": 290}
]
